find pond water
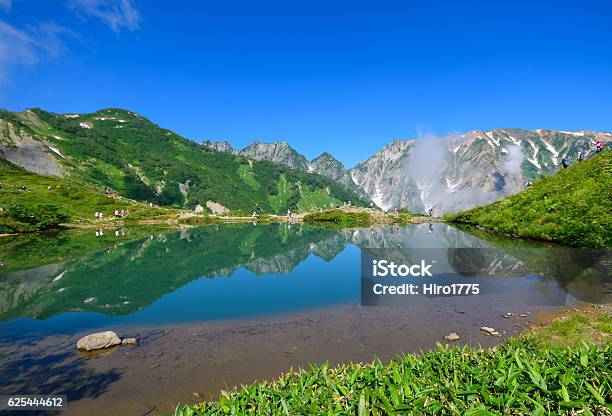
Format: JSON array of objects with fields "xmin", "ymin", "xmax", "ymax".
[{"xmin": 0, "ymin": 223, "xmax": 609, "ymax": 415}]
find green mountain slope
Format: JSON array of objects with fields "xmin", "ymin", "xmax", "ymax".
[
  {"xmin": 0, "ymin": 163, "xmax": 177, "ymax": 233},
  {"xmin": 0, "ymin": 108, "xmax": 369, "ymax": 214},
  {"xmin": 447, "ymin": 151, "xmax": 611, "ymax": 247}
]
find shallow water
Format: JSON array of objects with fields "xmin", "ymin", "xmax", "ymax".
[{"xmin": 0, "ymin": 223, "xmax": 609, "ymax": 415}]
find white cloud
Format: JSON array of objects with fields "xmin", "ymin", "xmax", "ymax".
[
  {"xmin": 0, "ymin": 0, "xmax": 10, "ymax": 13},
  {"xmin": 0, "ymin": 20, "xmax": 74, "ymax": 84},
  {"xmin": 68, "ymin": 0, "xmax": 141, "ymax": 33}
]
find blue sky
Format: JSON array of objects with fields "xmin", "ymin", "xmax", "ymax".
[{"xmin": 1, "ymin": 0, "xmax": 611, "ymax": 167}]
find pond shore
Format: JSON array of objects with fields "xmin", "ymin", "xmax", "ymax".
[
  {"xmin": 0, "ymin": 206, "xmax": 443, "ymax": 236},
  {"xmin": 174, "ymin": 303, "xmax": 610, "ymax": 415}
]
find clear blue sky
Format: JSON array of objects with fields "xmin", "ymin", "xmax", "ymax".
[{"xmin": 1, "ymin": 0, "xmax": 611, "ymax": 167}]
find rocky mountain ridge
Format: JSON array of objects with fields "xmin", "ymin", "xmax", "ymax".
[{"xmin": 206, "ymin": 128, "xmax": 611, "ymax": 213}]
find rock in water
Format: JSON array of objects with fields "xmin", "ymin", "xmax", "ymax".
[
  {"xmin": 122, "ymin": 338, "xmax": 138, "ymax": 346},
  {"xmin": 444, "ymin": 332, "xmax": 460, "ymax": 341},
  {"xmin": 77, "ymin": 331, "xmax": 121, "ymax": 351}
]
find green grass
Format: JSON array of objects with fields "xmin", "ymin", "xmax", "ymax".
[
  {"xmin": 297, "ymin": 186, "xmax": 341, "ymax": 212},
  {"xmin": 303, "ymin": 209, "xmax": 373, "ymax": 227},
  {"xmin": 527, "ymin": 309, "xmax": 611, "ymax": 349},
  {"xmin": 173, "ymin": 337, "xmax": 611, "ymax": 415},
  {"xmin": 0, "ymin": 164, "xmax": 177, "ymax": 233},
  {"xmin": 447, "ymin": 151, "xmax": 612, "ymax": 248},
  {"xmin": 268, "ymin": 175, "xmax": 292, "ymax": 214},
  {"xmin": 237, "ymin": 164, "xmax": 261, "ymax": 191}
]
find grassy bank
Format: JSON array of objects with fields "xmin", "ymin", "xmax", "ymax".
[
  {"xmin": 303, "ymin": 209, "xmax": 373, "ymax": 227},
  {"xmin": 173, "ymin": 307, "xmax": 611, "ymax": 415},
  {"xmin": 0, "ymin": 164, "xmax": 181, "ymax": 233},
  {"xmin": 446, "ymin": 151, "xmax": 611, "ymax": 248},
  {"xmin": 303, "ymin": 208, "xmax": 429, "ymax": 228}
]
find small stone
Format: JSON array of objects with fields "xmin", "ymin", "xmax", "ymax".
[
  {"xmin": 519, "ymin": 314, "xmax": 527, "ymax": 317},
  {"xmin": 139, "ymin": 405, "xmax": 156, "ymax": 416},
  {"xmin": 480, "ymin": 326, "xmax": 496, "ymax": 334},
  {"xmin": 77, "ymin": 331, "xmax": 121, "ymax": 351},
  {"xmin": 444, "ymin": 332, "xmax": 460, "ymax": 341},
  {"xmin": 121, "ymin": 337, "xmax": 137, "ymax": 346}
]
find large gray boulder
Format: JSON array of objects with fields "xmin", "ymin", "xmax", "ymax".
[{"xmin": 76, "ymin": 331, "xmax": 122, "ymax": 351}]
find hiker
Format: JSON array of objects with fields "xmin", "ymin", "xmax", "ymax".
[
  {"xmin": 393, "ymin": 207, "xmax": 399, "ymax": 216},
  {"xmin": 426, "ymin": 205, "xmax": 433, "ymax": 217},
  {"xmin": 561, "ymin": 158, "xmax": 569, "ymax": 169},
  {"xmin": 597, "ymin": 140, "xmax": 605, "ymax": 152},
  {"xmin": 578, "ymin": 151, "xmax": 585, "ymax": 162},
  {"xmin": 95, "ymin": 212, "xmax": 99, "ymax": 220},
  {"xmin": 287, "ymin": 208, "xmax": 292, "ymax": 219},
  {"xmin": 47, "ymin": 185, "xmax": 52, "ymax": 190}
]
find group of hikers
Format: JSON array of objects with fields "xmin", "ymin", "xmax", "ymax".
[
  {"xmin": 94, "ymin": 209, "xmax": 128, "ymax": 220},
  {"xmin": 561, "ymin": 139, "xmax": 606, "ymax": 169},
  {"xmin": 104, "ymin": 188, "xmax": 120, "ymax": 199}
]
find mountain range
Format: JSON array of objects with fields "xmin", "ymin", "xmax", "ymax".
[
  {"xmin": 205, "ymin": 129, "xmax": 611, "ymax": 213},
  {"xmin": 1, "ymin": 107, "xmax": 610, "ymax": 214},
  {"xmin": 0, "ymin": 108, "xmax": 369, "ymax": 214}
]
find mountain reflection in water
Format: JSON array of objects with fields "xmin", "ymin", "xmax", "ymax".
[{"xmin": 0, "ymin": 223, "xmax": 609, "ymax": 337}]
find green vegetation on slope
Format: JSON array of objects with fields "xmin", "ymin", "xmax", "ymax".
[
  {"xmin": 303, "ymin": 208, "xmax": 422, "ymax": 228},
  {"xmin": 1, "ymin": 108, "xmax": 369, "ymax": 214},
  {"xmin": 0, "ymin": 164, "xmax": 176, "ymax": 233},
  {"xmin": 303, "ymin": 209, "xmax": 373, "ymax": 227},
  {"xmin": 447, "ymin": 151, "xmax": 612, "ymax": 247},
  {"xmin": 174, "ymin": 336, "xmax": 611, "ymax": 415}
]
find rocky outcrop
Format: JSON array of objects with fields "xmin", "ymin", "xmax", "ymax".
[
  {"xmin": 0, "ymin": 119, "xmax": 63, "ymax": 177},
  {"xmin": 309, "ymin": 152, "xmax": 365, "ymax": 198},
  {"xmin": 206, "ymin": 200, "xmax": 229, "ymax": 215},
  {"xmin": 240, "ymin": 141, "xmax": 310, "ymax": 171},
  {"xmin": 202, "ymin": 140, "xmax": 237, "ymax": 154}
]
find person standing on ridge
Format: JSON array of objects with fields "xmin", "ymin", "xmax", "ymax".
[
  {"xmin": 561, "ymin": 158, "xmax": 569, "ymax": 169},
  {"xmin": 578, "ymin": 151, "xmax": 585, "ymax": 162}
]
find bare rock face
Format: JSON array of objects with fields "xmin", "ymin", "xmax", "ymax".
[
  {"xmin": 349, "ymin": 129, "xmax": 612, "ymax": 214},
  {"xmin": 202, "ymin": 140, "xmax": 237, "ymax": 154},
  {"xmin": 240, "ymin": 141, "xmax": 310, "ymax": 171},
  {"xmin": 206, "ymin": 200, "xmax": 229, "ymax": 215},
  {"xmin": 76, "ymin": 331, "xmax": 122, "ymax": 351},
  {"xmin": 0, "ymin": 120, "xmax": 63, "ymax": 177}
]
